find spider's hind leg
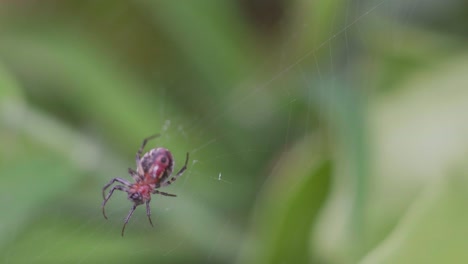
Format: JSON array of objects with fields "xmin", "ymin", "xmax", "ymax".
[
  {"xmin": 136, "ymin": 134, "xmax": 160, "ymax": 168},
  {"xmin": 128, "ymin": 168, "xmax": 142, "ymax": 182},
  {"xmin": 161, "ymin": 152, "xmax": 189, "ymax": 187}
]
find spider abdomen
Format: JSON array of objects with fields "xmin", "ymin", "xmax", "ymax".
[{"xmin": 140, "ymin": 148, "xmax": 174, "ymax": 183}]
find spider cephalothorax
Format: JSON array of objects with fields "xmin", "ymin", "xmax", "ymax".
[{"xmin": 102, "ymin": 134, "xmax": 189, "ymax": 236}]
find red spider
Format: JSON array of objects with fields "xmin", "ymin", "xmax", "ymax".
[{"xmin": 102, "ymin": 134, "xmax": 189, "ymax": 236}]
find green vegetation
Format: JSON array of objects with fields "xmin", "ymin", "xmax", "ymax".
[{"xmin": 1, "ymin": 1, "xmax": 467, "ymax": 263}]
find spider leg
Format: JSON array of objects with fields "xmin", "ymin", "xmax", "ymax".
[
  {"xmin": 128, "ymin": 168, "xmax": 142, "ymax": 182},
  {"xmin": 102, "ymin": 185, "xmax": 128, "ymax": 219},
  {"xmin": 152, "ymin": 190, "xmax": 177, "ymax": 197},
  {"xmin": 121, "ymin": 204, "xmax": 137, "ymax": 237},
  {"xmin": 102, "ymin": 177, "xmax": 131, "ymax": 199},
  {"xmin": 136, "ymin": 134, "xmax": 160, "ymax": 172},
  {"xmin": 161, "ymin": 152, "xmax": 189, "ymax": 187},
  {"xmin": 145, "ymin": 200, "xmax": 154, "ymax": 227}
]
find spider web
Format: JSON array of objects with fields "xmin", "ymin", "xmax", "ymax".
[{"xmin": 0, "ymin": 0, "xmax": 418, "ymax": 263}]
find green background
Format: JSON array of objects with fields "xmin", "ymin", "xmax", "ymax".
[{"xmin": 1, "ymin": 0, "xmax": 468, "ymax": 263}]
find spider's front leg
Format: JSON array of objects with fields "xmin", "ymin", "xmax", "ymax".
[
  {"xmin": 122, "ymin": 204, "xmax": 137, "ymax": 237},
  {"xmin": 102, "ymin": 178, "xmax": 132, "ymax": 219},
  {"xmin": 102, "ymin": 177, "xmax": 131, "ymax": 199},
  {"xmin": 102, "ymin": 183, "xmax": 129, "ymax": 219},
  {"xmin": 153, "ymin": 190, "xmax": 177, "ymax": 197},
  {"xmin": 145, "ymin": 200, "xmax": 154, "ymax": 227}
]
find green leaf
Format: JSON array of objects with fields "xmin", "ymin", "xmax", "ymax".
[
  {"xmin": 238, "ymin": 137, "xmax": 331, "ymax": 264},
  {"xmin": 360, "ymin": 174, "xmax": 468, "ymax": 264}
]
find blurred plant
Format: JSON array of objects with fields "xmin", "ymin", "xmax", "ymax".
[{"xmin": 1, "ymin": 0, "xmax": 468, "ymax": 263}]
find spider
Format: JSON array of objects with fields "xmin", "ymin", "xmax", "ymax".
[{"xmin": 102, "ymin": 134, "xmax": 189, "ymax": 236}]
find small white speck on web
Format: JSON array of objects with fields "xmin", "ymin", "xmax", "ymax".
[
  {"xmin": 192, "ymin": 159, "xmax": 199, "ymax": 165},
  {"xmin": 178, "ymin": 125, "xmax": 188, "ymax": 139},
  {"xmin": 211, "ymin": 172, "xmax": 232, "ymax": 185},
  {"xmin": 162, "ymin": 119, "xmax": 171, "ymax": 132}
]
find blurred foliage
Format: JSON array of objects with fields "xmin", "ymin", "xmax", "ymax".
[{"xmin": 1, "ymin": 0, "xmax": 468, "ymax": 263}]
